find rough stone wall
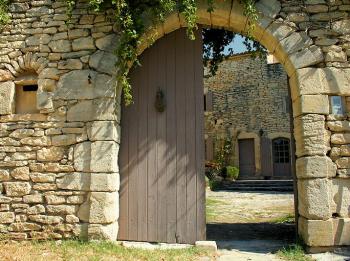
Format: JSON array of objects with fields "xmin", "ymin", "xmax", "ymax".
[
  {"xmin": 204, "ymin": 54, "xmax": 291, "ymax": 169},
  {"xmin": 0, "ymin": 0, "xmax": 120, "ymax": 240},
  {"xmin": 0, "ymin": 0, "xmax": 349, "ymax": 248}
]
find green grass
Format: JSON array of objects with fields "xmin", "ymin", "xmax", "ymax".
[
  {"xmin": 206, "ymin": 197, "xmax": 227, "ymax": 222},
  {"xmin": 0, "ymin": 240, "xmax": 212, "ymax": 261},
  {"xmin": 271, "ymin": 214, "xmax": 295, "ymax": 224},
  {"xmin": 277, "ymin": 244, "xmax": 314, "ymax": 261}
]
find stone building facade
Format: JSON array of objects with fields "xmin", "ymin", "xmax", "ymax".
[
  {"xmin": 204, "ymin": 53, "xmax": 293, "ymax": 179},
  {"xmin": 0, "ymin": 0, "xmax": 349, "ymax": 249}
]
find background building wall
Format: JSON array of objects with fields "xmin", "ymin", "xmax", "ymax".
[{"xmin": 204, "ymin": 54, "xmax": 292, "ymax": 178}]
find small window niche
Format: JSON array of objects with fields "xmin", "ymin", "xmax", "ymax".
[
  {"xmin": 330, "ymin": 96, "xmax": 345, "ymax": 116},
  {"xmin": 15, "ymin": 84, "xmax": 39, "ymax": 114}
]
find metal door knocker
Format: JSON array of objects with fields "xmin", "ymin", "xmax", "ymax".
[{"xmin": 155, "ymin": 89, "xmax": 166, "ymax": 112}]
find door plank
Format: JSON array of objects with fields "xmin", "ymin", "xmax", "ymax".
[
  {"xmin": 175, "ymin": 28, "xmax": 188, "ymax": 243},
  {"xmin": 165, "ymin": 32, "xmax": 178, "ymax": 243}
]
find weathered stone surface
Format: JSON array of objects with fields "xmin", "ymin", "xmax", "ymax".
[
  {"xmin": 90, "ymin": 173, "xmax": 119, "ymax": 192},
  {"xmin": 87, "ymin": 121, "xmax": 119, "ymax": 142},
  {"xmin": 48, "ymin": 40, "xmax": 71, "ymax": 52},
  {"xmin": 298, "ymin": 217, "xmax": 334, "ymax": 246},
  {"xmin": 45, "ymin": 194, "xmax": 66, "ymax": 205},
  {"xmin": 294, "ymin": 114, "xmax": 330, "ymax": 157},
  {"xmin": 66, "ymin": 214, "xmax": 79, "ymax": 223},
  {"xmin": 47, "ymin": 205, "xmax": 77, "ymax": 215},
  {"xmin": 332, "ymin": 218, "xmax": 350, "ymax": 245},
  {"xmin": 293, "ymin": 95, "xmax": 329, "ymax": 117},
  {"xmin": 11, "ymin": 167, "xmax": 30, "ymax": 181},
  {"xmin": 72, "ymin": 37, "xmax": 95, "ymax": 51},
  {"xmin": 295, "ymin": 67, "xmax": 350, "ymax": 97},
  {"xmin": 90, "ymin": 141, "xmax": 119, "ymax": 173},
  {"xmin": 0, "ymin": 70, "xmax": 14, "ymax": 82},
  {"xmin": 88, "ymin": 222, "xmax": 118, "ymax": 240},
  {"xmin": 20, "ymin": 137, "xmax": 51, "ymax": 146},
  {"xmin": 296, "ymin": 156, "xmax": 336, "ymax": 178},
  {"xmin": 256, "ymin": 0, "xmax": 281, "ymax": 18},
  {"xmin": 9, "ymin": 129, "xmax": 35, "ymax": 139},
  {"xmin": 28, "ymin": 215, "xmax": 63, "ymax": 224},
  {"xmin": 0, "ymin": 81, "xmax": 15, "ymax": 115},
  {"xmin": 30, "ymin": 173, "xmax": 56, "ymax": 183},
  {"xmin": 74, "ymin": 142, "xmax": 91, "ymax": 172},
  {"xmin": 89, "ymin": 50, "xmax": 117, "ymax": 75},
  {"xmin": 335, "ymin": 157, "xmax": 350, "ymax": 169},
  {"xmin": 78, "ymin": 192, "xmax": 119, "ymax": 223},
  {"xmin": 23, "ymin": 194, "xmax": 43, "ymax": 203},
  {"xmin": 95, "ymin": 34, "xmax": 118, "ymax": 52},
  {"xmin": 51, "ymin": 134, "xmax": 76, "ymax": 146},
  {"xmin": 25, "ymin": 34, "xmax": 51, "ymax": 46},
  {"xmin": 332, "ymin": 178, "xmax": 350, "ymax": 218},
  {"xmin": 4, "ymin": 182, "xmax": 31, "ymax": 196},
  {"xmin": 58, "ymin": 59, "xmax": 83, "ymax": 70},
  {"xmin": 56, "ymin": 172, "xmax": 90, "ymax": 191},
  {"xmin": 27, "ymin": 205, "xmax": 45, "ymax": 215},
  {"xmin": 55, "ymin": 70, "xmax": 115, "ymax": 100},
  {"xmin": 331, "ymin": 134, "xmax": 350, "ymax": 145},
  {"xmin": 332, "ymin": 19, "xmax": 350, "ymax": 35},
  {"xmin": 0, "ymin": 170, "xmax": 10, "ymax": 181},
  {"xmin": 0, "ymin": 212, "xmax": 15, "ymax": 224},
  {"xmin": 298, "ymin": 178, "xmax": 332, "ymax": 220},
  {"xmin": 37, "ymin": 147, "xmax": 65, "ymax": 162},
  {"xmin": 327, "ymin": 121, "xmax": 350, "ymax": 132},
  {"xmin": 289, "ymin": 45, "xmax": 324, "ymax": 69},
  {"xmin": 9, "ymin": 222, "xmax": 41, "ymax": 232}
]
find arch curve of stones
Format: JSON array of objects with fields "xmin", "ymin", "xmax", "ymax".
[{"xmin": 0, "ymin": 0, "xmax": 349, "ymax": 249}]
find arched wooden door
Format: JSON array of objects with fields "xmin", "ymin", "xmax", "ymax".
[{"xmin": 118, "ymin": 28, "xmax": 206, "ymax": 244}]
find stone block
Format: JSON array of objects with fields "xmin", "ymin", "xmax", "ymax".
[
  {"xmin": 47, "ymin": 205, "xmax": 77, "ymax": 215},
  {"xmin": 72, "ymin": 37, "xmax": 96, "ymax": 51},
  {"xmin": 51, "ymin": 134, "xmax": 76, "ymax": 146},
  {"xmin": 45, "ymin": 194, "xmax": 66, "ymax": 205},
  {"xmin": 0, "ymin": 170, "xmax": 10, "ymax": 181},
  {"xmin": 9, "ymin": 129, "xmax": 35, "ymax": 139},
  {"xmin": 294, "ymin": 67, "xmax": 350, "ymax": 97},
  {"xmin": 331, "ymin": 134, "xmax": 350, "ymax": 145},
  {"xmin": 4, "ymin": 182, "xmax": 31, "ymax": 196},
  {"xmin": 0, "ymin": 81, "xmax": 15, "ymax": 115},
  {"xmin": 294, "ymin": 114, "xmax": 330, "ymax": 157},
  {"xmin": 78, "ymin": 191, "xmax": 119, "ymax": 224},
  {"xmin": 23, "ymin": 194, "xmax": 43, "ymax": 203},
  {"xmin": 9, "ymin": 222, "xmax": 41, "ymax": 232},
  {"xmin": 332, "ymin": 178, "xmax": 350, "ymax": 218},
  {"xmin": 55, "ymin": 70, "xmax": 115, "ymax": 100},
  {"xmin": 327, "ymin": 121, "xmax": 350, "ymax": 132},
  {"xmin": 56, "ymin": 172, "xmax": 90, "ymax": 191},
  {"xmin": 67, "ymin": 100, "xmax": 94, "ymax": 122},
  {"xmin": 195, "ymin": 241, "xmax": 218, "ymax": 252},
  {"xmin": 88, "ymin": 222, "xmax": 118, "ymax": 240},
  {"xmin": 0, "ymin": 212, "xmax": 15, "ymax": 224},
  {"xmin": 256, "ymin": 0, "xmax": 281, "ymax": 18},
  {"xmin": 96, "ymin": 34, "xmax": 119, "ymax": 53},
  {"xmin": 91, "ymin": 141, "xmax": 119, "ymax": 173},
  {"xmin": 28, "ymin": 215, "xmax": 63, "ymax": 224},
  {"xmin": 90, "ymin": 173, "xmax": 119, "ymax": 192},
  {"xmin": 30, "ymin": 173, "xmax": 56, "ymax": 183},
  {"xmin": 289, "ymin": 45, "xmax": 324, "ymax": 69},
  {"xmin": 87, "ymin": 121, "xmax": 119, "ymax": 142},
  {"xmin": 48, "ymin": 40, "xmax": 71, "ymax": 52},
  {"xmin": 332, "ymin": 218, "xmax": 350, "ymax": 245},
  {"xmin": 89, "ymin": 50, "xmax": 117, "ymax": 76},
  {"xmin": 296, "ymin": 156, "xmax": 336, "ymax": 179},
  {"xmin": 293, "ymin": 95, "xmax": 329, "ymax": 117},
  {"xmin": 298, "ymin": 178, "xmax": 332, "ymax": 220},
  {"xmin": 74, "ymin": 142, "xmax": 91, "ymax": 172},
  {"xmin": 20, "ymin": 136, "xmax": 51, "ymax": 146},
  {"xmin": 335, "ymin": 157, "xmax": 350, "ymax": 169},
  {"xmin": 11, "ymin": 167, "xmax": 30, "ymax": 181},
  {"xmin": 37, "ymin": 147, "xmax": 65, "ymax": 161},
  {"xmin": 279, "ymin": 32, "xmax": 313, "ymax": 55},
  {"xmin": 299, "ymin": 217, "xmax": 334, "ymax": 246},
  {"xmin": 27, "ymin": 205, "xmax": 45, "ymax": 215}
]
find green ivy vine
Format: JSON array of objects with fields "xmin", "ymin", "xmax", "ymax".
[{"xmin": 1, "ymin": 0, "xmax": 260, "ymax": 105}]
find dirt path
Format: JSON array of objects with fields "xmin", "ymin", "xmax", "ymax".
[{"xmin": 206, "ymin": 189, "xmax": 296, "ymax": 259}]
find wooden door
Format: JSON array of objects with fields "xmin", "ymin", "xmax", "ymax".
[
  {"xmin": 118, "ymin": 28, "xmax": 205, "ymax": 244},
  {"xmin": 238, "ymin": 139, "xmax": 256, "ymax": 178},
  {"xmin": 272, "ymin": 138, "xmax": 292, "ymax": 177},
  {"xmin": 260, "ymin": 137, "xmax": 273, "ymax": 178}
]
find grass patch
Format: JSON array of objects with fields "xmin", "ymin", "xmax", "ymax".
[
  {"xmin": 271, "ymin": 214, "xmax": 295, "ymax": 224},
  {"xmin": 277, "ymin": 244, "xmax": 314, "ymax": 261},
  {"xmin": 0, "ymin": 240, "xmax": 212, "ymax": 261},
  {"xmin": 206, "ymin": 197, "xmax": 227, "ymax": 222}
]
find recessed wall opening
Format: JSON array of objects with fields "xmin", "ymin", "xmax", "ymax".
[{"xmin": 15, "ymin": 84, "xmax": 39, "ymax": 114}]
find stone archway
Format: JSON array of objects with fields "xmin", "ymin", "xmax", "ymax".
[
  {"xmin": 0, "ymin": 0, "xmax": 348, "ymax": 249},
  {"xmin": 133, "ymin": 0, "xmax": 349, "ymax": 248}
]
